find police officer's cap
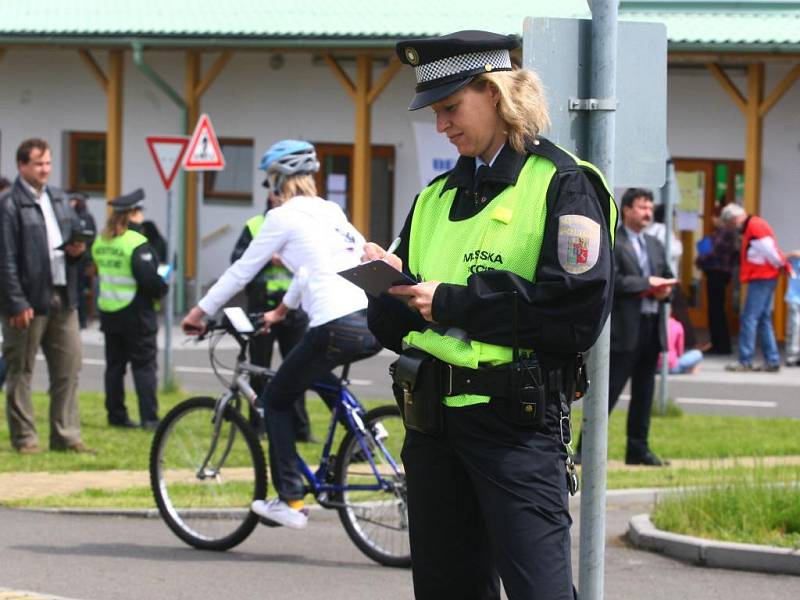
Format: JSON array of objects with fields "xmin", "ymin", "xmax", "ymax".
[
  {"xmin": 66, "ymin": 190, "xmax": 88, "ymax": 202},
  {"xmin": 110, "ymin": 188, "xmax": 145, "ymax": 213},
  {"xmin": 396, "ymin": 30, "xmax": 518, "ymax": 111}
]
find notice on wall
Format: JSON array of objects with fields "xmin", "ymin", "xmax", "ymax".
[
  {"xmin": 326, "ymin": 174, "xmax": 347, "ymax": 210},
  {"xmin": 676, "ymin": 210, "xmax": 698, "ymax": 232},
  {"xmin": 676, "ymin": 171, "xmax": 704, "ymax": 213},
  {"xmin": 412, "ymin": 121, "xmax": 459, "ymax": 189}
]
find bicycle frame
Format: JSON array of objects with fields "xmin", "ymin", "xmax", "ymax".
[
  {"xmin": 199, "ymin": 326, "xmax": 402, "ymax": 504},
  {"xmin": 298, "ymin": 381, "xmax": 403, "ymax": 504}
]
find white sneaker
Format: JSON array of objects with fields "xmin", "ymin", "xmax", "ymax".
[{"xmin": 251, "ymin": 498, "xmax": 308, "ymax": 529}]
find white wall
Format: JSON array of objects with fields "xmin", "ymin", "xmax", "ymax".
[
  {"xmin": 667, "ymin": 64, "xmax": 800, "ymax": 251},
  {"xmin": 2, "ymin": 48, "xmax": 798, "ymax": 290}
]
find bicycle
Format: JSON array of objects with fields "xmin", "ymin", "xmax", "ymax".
[{"xmin": 149, "ymin": 308, "xmax": 410, "ymax": 567}]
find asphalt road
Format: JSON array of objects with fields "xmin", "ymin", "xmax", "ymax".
[{"xmin": 2, "ymin": 494, "xmax": 798, "ymax": 600}]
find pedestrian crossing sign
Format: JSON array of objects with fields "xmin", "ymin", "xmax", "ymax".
[{"xmin": 183, "ymin": 113, "xmax": 226, "ymax": 171}]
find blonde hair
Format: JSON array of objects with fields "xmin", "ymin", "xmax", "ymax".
[
  {"xmin": 101, "ymin": 211, "xmax": 132, "ymax": 239},
  {"xmin": 280, "ymin": 173, "xmax": 317, "ymax": 199},
  {"xmin": 470, "ymin": 68, "xmax": 551, "ymax": 153}
]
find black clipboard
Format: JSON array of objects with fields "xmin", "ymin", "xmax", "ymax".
[{"xmin": 338, "ymin": 260, "xmax": 417, "ymax": 297}]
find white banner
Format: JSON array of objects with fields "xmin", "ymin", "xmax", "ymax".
[{"xmin": 412, "ymin": 121, "xmax": 459, "ymax": 189}]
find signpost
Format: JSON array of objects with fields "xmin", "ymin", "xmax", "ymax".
[
  {"xmin": 146, "ymin": 135, "xmax": 189, "ymax": 392},
  {"xmin": 182, "ymin": 113, "xmax": 226, "ymax": 304},
  {"xmin": 524, "ymin": 9, "xmax": 668, "ymax": 600}
]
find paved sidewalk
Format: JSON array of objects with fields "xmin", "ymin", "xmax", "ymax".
[{"xmin": 3, "ymin": 455, "xmax": 800, "ymax": 504}]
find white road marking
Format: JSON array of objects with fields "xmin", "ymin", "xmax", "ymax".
[
  {"xmin": 675, "ymin": 397, "xmax": 777, "ymax": 408},
  {"xmin": 38, "ymin": 355, "xmax": 374, "ymax": 386},
  {"xmin": 619, "ymin": 393, "xmax": 776, "ymax": 409}
]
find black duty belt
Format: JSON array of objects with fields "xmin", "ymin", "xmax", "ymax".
[{"xmin": 440, "ymin": 362, "xmax": 517, "ymax": 397}]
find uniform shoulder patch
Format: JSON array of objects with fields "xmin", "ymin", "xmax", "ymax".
[
  {"xmin": 140, "ymin": 252, "xmax": 153, "ymax": 262},
  {"xmin": 557, "ymin": 214, "xmax": 600, "ymax": 274}
]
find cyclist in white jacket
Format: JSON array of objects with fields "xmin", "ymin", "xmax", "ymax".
[{"xmin": 182, "ymin": 140, "xmax": 380, "ymax": 529}]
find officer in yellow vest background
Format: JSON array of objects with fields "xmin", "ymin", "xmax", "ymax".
[
  {"xmin": 92, "ymin": 189, "xmax": 168, "ymax": 430},
  {"xmin": 363, "ymin": 31, "xmax": 616, "ymax": 599},
  {"xmin": 230, "ymin": 195, "xmax": 311, "ymax": 441}
]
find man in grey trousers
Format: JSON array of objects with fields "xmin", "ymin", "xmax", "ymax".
[{"xmin": 0, "ymin": 138, "xmax": 93, "ymax": 454}]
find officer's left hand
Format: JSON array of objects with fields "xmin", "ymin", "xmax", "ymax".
[
  {"xmin": 64, "ymin": 241, "xmax": 86, "ymax": 257},
  {"xmin": 388, "ymin": 281, "xmax": 440, "ymax": 322}
]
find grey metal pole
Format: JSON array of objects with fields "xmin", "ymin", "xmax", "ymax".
[
  {"xmin": 656, "ymin": 160, "xmax": 674, "ymax": 414},
  {"xmin": 194, "ymin": 172, "xmax": 203, "ymax": 305},
  {"xmin": 580, "ymin": 2, "xmax": 618, "ymax": 599},
  {"xmin": 162, "ymin": 187, "xmax": 175, "ymax": 391}
]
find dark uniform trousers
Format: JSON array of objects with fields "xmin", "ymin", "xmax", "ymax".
[
  {"xmin": 402, "ymin": 402, "xmax": 575, "ymax": 600},
  {"xmin": 608, "ymin": 313, "xmax": 661, "ymax": 458},
  {"xmin": 104, "ymin": 330, "xmax": 158, "ymax": 424},
  {"xmin": 248, "ymin": 309, "xmax": 310, "ymax": 438}
]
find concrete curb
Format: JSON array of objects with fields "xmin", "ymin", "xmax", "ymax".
[{"xmin": 628, "ymin": 513, "xmax": 800, "ymax": 576}]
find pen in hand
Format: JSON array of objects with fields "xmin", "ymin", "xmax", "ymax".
[{"xmin": 386, "ymin": 237, "xmax": 402, "ymax": 255}]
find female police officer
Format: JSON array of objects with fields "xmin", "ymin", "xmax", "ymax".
[
  {"xmin": 363, "ymin": 31, "xmax": 616, "ymax": 599},
  {"xmin": 92, "ymin": 189, "xmax": 167, "ymax": 430}
]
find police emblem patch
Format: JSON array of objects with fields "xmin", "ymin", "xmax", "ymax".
[
  {"xmin": 557, "ymin": 215, "xmax": 600, "ymax": 274},
  {"xmin": 405, "ymin": 47, "xmax": 419, "ymax": 65}
]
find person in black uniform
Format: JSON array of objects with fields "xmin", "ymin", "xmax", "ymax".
[
  {"xmin": 363, "ymin": 31, "xmax": 616, "ymax": 600},
  {"xmin": 92, "ymin": 189, "xmax": 168, "ymax": 430},
  {"xmin": 230, "ymin": 194, "xmax": 312, "ymax": 441},
  {"xmin": 66, "ymin": 191, "xmax": 96, "ymax": 329}
]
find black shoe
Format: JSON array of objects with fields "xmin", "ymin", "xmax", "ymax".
[
  {"xmin": 786, "ymin": 358, "xmax": 800, "ymax": 367},
  {"xmin": 756, "ymin": 363, "xmax": 781, "ymax": 373},
  {"xmin": 110, "ymin": 418, "xmax": 138, "ymax": 429},
  {"xmin": 141, "ymin": 419, "xmax": 161, "ymax": 432},
  {"xmin": 296, "ymin": 434, "xmax": 319, "ymax": 444},
  {"xmin": 625, "ymin": 451, "xmax": 668, "ymax": 467}
]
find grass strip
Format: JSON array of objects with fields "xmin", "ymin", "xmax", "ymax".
[{"xmin": 651, "ymin": 464, "xmax": 800, "ymax": 549}]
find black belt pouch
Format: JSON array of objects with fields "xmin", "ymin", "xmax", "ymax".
[{"xmin": 390, "ymin": 349, "xmax": 443, "ymax": 435}]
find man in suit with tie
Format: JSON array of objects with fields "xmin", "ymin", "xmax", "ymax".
[{"xmin": 609, "ymin": 188, "xmax": 677, "ymax": 466}]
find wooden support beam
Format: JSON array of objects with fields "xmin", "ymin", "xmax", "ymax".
[
  {"xmin": 743, "ymin": 63, "xmax": 764, "ymax": 217},
  {"xmin": 323, "ymin": 54, "xmax": 356, "ymax": 101},
  {"xmin": 707, "ymin": 63, "xmax": 747, "ymax": 114},
  {"xmin": 105, "ymin": 50, "xmax": 124, "ymax": 206},
  {"xmin": 351, "ymin": 54, "xmax": 372, "ymax": 237},
  {"xmin": 366, "ymin": 57, "xmax": 401, "ymax": 105},
  {"xmin": 194, "ymin": 51, "xmax": 233, "ymax": 98},
  {"xmin": 77, "ymin": 49, "xmax": 108, "ymax": 92},
  {"xmin": 759, "ymin": 63, "xmax": 800, "ymax": 117},
  {"xmin": 184, "ymin": 51, "xmax": 201, "ymax": 282}
]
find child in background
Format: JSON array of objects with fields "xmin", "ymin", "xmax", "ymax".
[
  {"xmin": 785, "ymin": 252, "xmax": 800, "ymax": 367},
  {"xmin": 660, "ymin": 313, "xmax": 704, "ymax": 374}
]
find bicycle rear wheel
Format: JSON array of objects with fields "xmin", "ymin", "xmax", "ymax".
[
  {"xmin": 150, "ymin": 396, "xmax": 267, "ymax": 551},
  {"xmin": 334, "ymin": 404, "xmax": 410, "ymax": 567}
]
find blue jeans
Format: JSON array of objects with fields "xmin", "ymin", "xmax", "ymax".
[
  {"xmin": 738, "ymin": 278, "xmax": 780, "ymax": 366},
  {"xmin": 787, "ymin": 302, "xmax": 800, "ymax": 362},
  {"xmin": 669, "ymin": 349, "xmax": 703, "ymax": 374},
  {"xmin": 262, "ymin": 309, "xmax": 381, "ymax": 501}
]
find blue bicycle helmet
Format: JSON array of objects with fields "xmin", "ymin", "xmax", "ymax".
[{"xmin": 259, "ymin": 140, "xmax": 320, "ymax": 191}]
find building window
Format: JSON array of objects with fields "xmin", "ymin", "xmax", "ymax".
[
  {"xmin": 313, "ymin": 143, "xmax": 395, "ymax": 248},
  {"xmin": 204, "ymin": 138, "xmax": 253, "ymax": 202},
  {"xmin": 69, "ymin": 132, "xmax": 106, "ymax": 192}
]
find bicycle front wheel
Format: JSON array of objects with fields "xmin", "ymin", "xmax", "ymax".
[
  {"xmin": 335, "ymin": 404, "xmax": 410, "ymax": 567},
  {"xmin": 150, "ymin": 396, "xmax": 267, "ymax": 551}
]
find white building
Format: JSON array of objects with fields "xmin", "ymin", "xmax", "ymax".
[{"xmin": 1, "ymin": 0, "xmax": 798, "ymax": 335}]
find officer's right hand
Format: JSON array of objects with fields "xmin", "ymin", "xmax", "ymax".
[
  {"xmin": 181, "ymin": 306, "xmax": 207, "ymax": 335},
  {"xmin": 362, "ymin": 242, "xmax": 403, "ymax": 272},
  {"xmin": 9, "ymin": 307, "xmax": 34, "ymax": 329}
]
